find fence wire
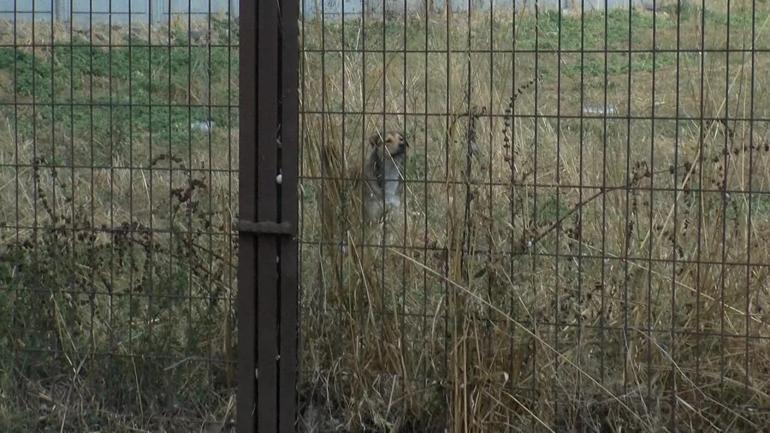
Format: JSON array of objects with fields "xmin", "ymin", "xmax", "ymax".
[
  {"xmin": 0, "ymin": 1, "xmax": 239, "ymax": 431},
  {"xmin": 298, "ymin": 1, "xmax": 770, "ymax": 432}
]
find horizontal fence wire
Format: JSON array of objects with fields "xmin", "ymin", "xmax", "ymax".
[
  {"xmin": 297, "ymin": 1, "xmax": 770, "ymax": 432},
  {"xmin": 0, "ymin": 1, "xmax": 239, "ymax": 432}
]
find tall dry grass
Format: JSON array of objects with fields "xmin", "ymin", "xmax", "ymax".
[
  {"xmin": 298, "ymin": 4, "xmax": 770, "ymax": 432},
  {"xmin": 0, "ymin": 17, "xmax": 240, "ymax": 432}
]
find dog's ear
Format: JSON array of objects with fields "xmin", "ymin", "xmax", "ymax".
[{"xmin": 368, "ymin": 132, "xmax": 382, "ymax": 147}]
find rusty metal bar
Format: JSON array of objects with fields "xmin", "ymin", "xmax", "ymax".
[
  {"xmin": 255, "ymin": 0, "xmax": 281, "ymax": 429},
  {"xmin": 236, "ymin": 0, "xmax": 258, "ymax": 429},
  {"xmin": 279, "ymin": 0, "xmax": 300, "ymax": 428},
  {"xmin": 238, "ymin": 0, "xmax": 298, "ymax": 431},
  {"xmin": 237, "ymin": 220, "xmax": 294, "ymax": 236}
]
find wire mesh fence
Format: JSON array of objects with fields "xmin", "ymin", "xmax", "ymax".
[
  {"xmin": 0, "ymin": 0, "xmax": 239, "ymax": 24},
  {"xmin": 298, "ymin": 1, "xmax": 770, "ymax": 432},
  {"xmin": 3, "ymin": 0, "xmax": 770, "ymax": 432},
  {"xmin": 0, "ymin": 1, "xmax": 239, "ymax": 431}
]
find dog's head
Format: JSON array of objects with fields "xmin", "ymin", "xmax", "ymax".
[{"xmin": 369, "ymin": 131, "xmax": 408, "ymax": 159}]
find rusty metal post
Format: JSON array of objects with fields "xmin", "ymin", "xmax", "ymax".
[{"xmin": 238, "ymin": 0, "xmax": 299, "ymax": 431}]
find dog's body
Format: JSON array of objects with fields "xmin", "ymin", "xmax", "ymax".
[{"xmin": 361, "ymin": 131, "xmax": 408, "ymax": 223}]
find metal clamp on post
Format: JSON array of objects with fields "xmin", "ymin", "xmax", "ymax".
[{"xmin": 237, "ymin": 220, "xmax": 294, "ymax": 236}]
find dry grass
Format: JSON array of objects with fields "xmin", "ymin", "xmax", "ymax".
[
  {"xmin": 298, "ymin": 3, "xmax": 770, "ymax": 432},
  {"xmin": 0, "ymin": 18, "xmax": 239, "ymax": 432}
]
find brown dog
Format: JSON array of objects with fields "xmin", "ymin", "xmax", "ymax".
[{"xmin": 361, "ymin": 131, "xmax": 408, "ymax": 223}]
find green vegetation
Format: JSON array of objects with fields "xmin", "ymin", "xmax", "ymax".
[{"xmin": 0, "ymin": 19, "xmax": 238, "ymax": 166}]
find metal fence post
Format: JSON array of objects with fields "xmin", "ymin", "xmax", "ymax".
[
  {"xmin": 279, "ymin": 0, "xmax": 300, "ymax": 429},
  {"xmin": 237, "ymin": 0, "xmax": 299, "ymax": 431},
  {"xmin": 236, "ymin": 0, "xmax": 258, "ymax": 427}
]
